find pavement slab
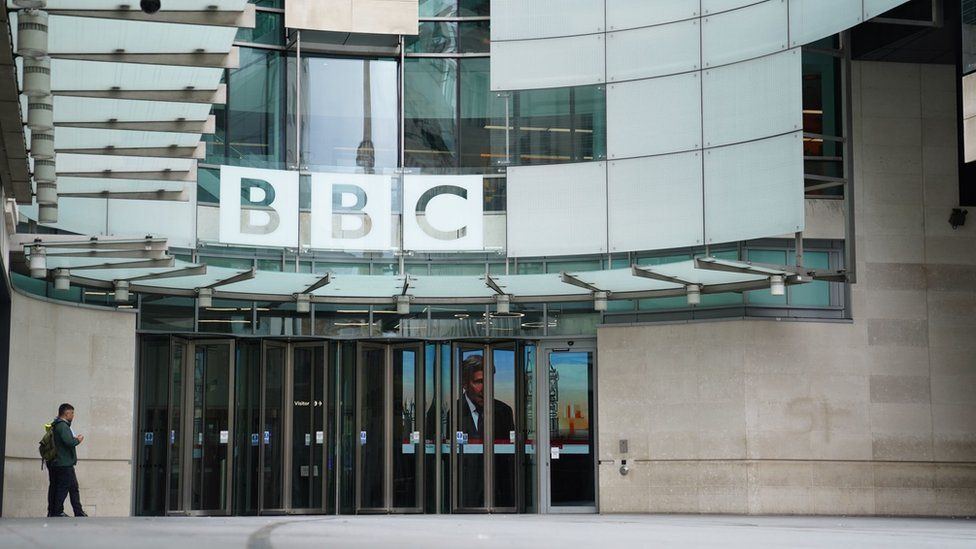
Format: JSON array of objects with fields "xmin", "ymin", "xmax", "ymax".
[{"xmin": 0, "ymin": 514, "xmax": 974, "ymax": 548}]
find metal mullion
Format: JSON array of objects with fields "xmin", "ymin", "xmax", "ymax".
[
  {"xmin": 483, "ymin": 343, "xmax": 493, "ymax": 511},
  {"xmin": 354, "ymin": 342, "xmax": 362, "ymax": 512},
  {"xmin": 434, "ymin": 342, "xmax": 442, "ymax": 514},
  {"xmin": 385, "ymin": 345, "xmax": 394, "ymax": 511},
  {"xmin": 257, "ymin": 341, "xmax": 267, "ymax": 513},
  {"xmin": 181, "ymin": 342, "xmax": 195, "ymax": 513},
  {"xmin": 415, "ymin": 343, "xmax": 425, "ymax": 512}
]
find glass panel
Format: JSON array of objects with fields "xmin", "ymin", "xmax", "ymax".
[
  {"xmin": 404, "ymin": 58, "xmax": 458, "ymax": 168},
  {"xmin": 291, "ymin": 347, "xmax": 312, "ymax": 508},
  {"xmin": 222, "ymin": 48, "xmax": 285, "ymax": 168},
  {"xmin": 235, "ymin": 11, "xmax": 284, "ymax": 46},
  {"xmin": 789, "ymin": 250, "xmax": 831, "ymax": 306},
  {"xmin": 548, "ymin": 350, "xmax": 595, "ymax": 507},
  {"xmin": 141, "ymin": 296, "xmax": 195, "ymax": 332},
  {"xmin": 192, "ymin": 344, "xmax": 232, "ymax": 511},
  {"xmin": 262, "ymin": 345, "xmax": 285, "ymax": 510},
  {"xmin": 338, "ymin": 342, "xmax": 356, "ymax": 513},
  {"xmin": 393, "ymin": 347, "xmax": 420, "ymax": 508},
  {"xmin": 420, "ymin": 0, "xmax": 456, "ymax": 17},
  {"xmin": 458, "ymin": 0, "xmax": 489, "ymax": 16},
  {"xmin": 312, "ymin": 346, "xmax": 326, "ymax": 510},
  {"xmin": 458, "ymin": 21, "xmax": 490, "ymax": 53},
  {"xmin": 460, "ymin": 58, "xmax": 508, "ymax": 168},
  {"xmin": 423, "ymin": 344, "xmax": 437, "ymax": 512},
  {"xmin": 199, "ymin": 299, "xmax": 253, "ymax": 335},
  {"xmin": 234, "ymin": 341, "xmax": 261, "ymax": 515},
  {"xmin": 359, "ymin": 347, "xmax": 386, "ymax": 509},
  {"xmin": 438, "ymin": 343, "xmax": 452, "ymax": 512},
  {"xmin": 492, "ymin": 346, "xmax": 517, "ymax": 508},
  {"xmin": 456, "ymin": 347, "xmax": 485, "ymax": 509},
  {"xmin": 522, "ymin": 344, "xmax": 537, "ymax": 513},
  {"xmin": 405, "ymin": 22, "xmax": 457, "ymax": 54},
  {"xmin": 136, "ymin": 337, "xmax": 169, "ymax": 516},
  {"xmin": 168, "ymin": 341, "xmax": 185, "ymax": 512},
  {"xmin": 516, "ymin": 87, "xmax": 571, "ymax": 165},
  {"xmin": 302, "ymin": 57, "xmax": 399, "ymax": 171}
]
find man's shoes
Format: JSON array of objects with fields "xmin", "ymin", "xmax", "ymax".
[
  {"xmin": 74, "ymin": 511, "xmax": 88, "ymax": 517},
  {"xmin": 47, "ymin": 512, "xmax": 69, "ymax": 517}
]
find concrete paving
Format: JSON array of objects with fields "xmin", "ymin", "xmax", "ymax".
[{"xmin": 0, "ymin": 514, "xmax": 974, "ymax": 548}]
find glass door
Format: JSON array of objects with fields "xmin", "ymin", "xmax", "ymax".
[
  {"xmin": 356, "ymin": 344, "xmax": 386, "ymax": 512},
  {"xmin": 355, "ymin": 343, "xmax": 424, "ymax": 513},
  {"xmin": 166, "ymin": 338, "xmax": 188, "ymax": 513},
  {"xmin": 451, "ymin": 343, "xmax": 520, "ymax": 513},
  {"xmin": 392, "ymin": 344, "xmax": 423, "ymax": 512},
  {"xmin": 290, "ymin": 343, "xmax": 328, "ymax": 512},
  {"xmin": 181, "ymin": 340, "xmax": 235, "ymax": 515},
  {"xmin": 259, "ymin": 341, "xmax": 286, "ymax": 513},
  {"xmin": 542, "ymin": 346, "xmax": 597, "ymax": 513}
]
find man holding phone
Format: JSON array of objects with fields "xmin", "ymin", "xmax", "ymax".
[{"xmin": 47, "ymin": 403, "xmax": 87, "ymax": 517}]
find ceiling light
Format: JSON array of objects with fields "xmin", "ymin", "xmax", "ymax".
[
  {"xmin": 593, "ymin": 291, "xmax": 609, "ymax": 312},
  {"xmin": 496, "ymin": 294, "xmax": 510, "ymax": 314},
  {"xmin": 28, "ymin": 244, "xmax": 46, "ymax": 278},
  {"xmin": 770, "ymin": 275, "xmax": 785, "ymax": 296},
  {"xmin": 396, "ymin": 295, "xmax": 411, "ymax": 315},
  {"xmin": 197, "ymin": 287, "xmax": 212, "ymax": 308},
  {"xmin": 114, "ymin": 280, "xmax": 130, "ymax": 302},
  {"xmin": 53, "ymin": 268, "xmax": 70, "ymax": 291},
  {"xmin": 296, "ymin": 293, "xmax": 311, "ymax": 313},
  {"xmin": 686, "ymin": 284, "xmax": 701, "ymax": 306}
]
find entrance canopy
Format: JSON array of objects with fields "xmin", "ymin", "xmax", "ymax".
[{"xmin": 14, "ymin": 235, "xmax": 809, "ymax": 306}]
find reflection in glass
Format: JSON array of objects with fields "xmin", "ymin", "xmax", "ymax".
[
  {"xmin": 291, "ymin": 346, "xmax": 325, "ymax": 509},
  {"xmin": 302, "ymin": 57, "xmax": 398, "ymax": 170},
  {"xmin": 393, "ymin": 348, "xmax": 420, "ymax": 508},
  {"xmin": 234, "ymin": 342, "xmax": 261, "ymax": 514},
  {"xmin": 168, "ymin": 342, "xmax": 184, "ymax": 512},
  {"xmin": 221, "ymin": 48, "xmax": 286, "ymax": 168},
  {"xmin": 492, "ymin": 346, "xmax": 517, "ymax": 508},
  {"xmin": 359, "ymin": 347, "xmax": 386, "ymax": 508},
  {"xmin": 406, "ymin": 22, "xmax": 457, "ymax": 54},
  {"xmin": 405, "ymin": 58, "xmax": 458, "ymax": 167},
  {"xmin": 455, "ymin": 347, "xmax": 485, "ymax": 508},
  {"xmin": 191, "ymin": 344, "xmax": 231, "ymax": 511},
  {"xmin": 522, "ymin": 344, "xmax": 537, "ymax": 512},
  {"xmin": 548, "ymin": 351, "xmax": 595, "ymax": 507},
  {"xmin": 136, "ymin": 338, "xmax": 168, "ymax": 516},
  {"xmin": 460, "ymin": 58, "xmax": 509, "ymax": 168},
  {"xmin": 262, "ymin": 346, "xmax": 284, "ymax": 510}
]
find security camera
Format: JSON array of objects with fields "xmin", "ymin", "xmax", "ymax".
[{"xmin": 140, "ymin": 0, "xmax": 161, "ymax": 14}]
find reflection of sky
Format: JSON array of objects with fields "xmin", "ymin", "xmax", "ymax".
[
  {"xmin": 303, "ymin": 58, "xmax": 398, "ymax": 169},
  {"xmin": 551, "ymin": 352, "xmax": 590, "ymax": 422}
]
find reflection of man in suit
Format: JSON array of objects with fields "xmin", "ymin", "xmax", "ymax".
[{"xmin": 458, "ymin": 355, "xmax": 515, "ymax": 442}]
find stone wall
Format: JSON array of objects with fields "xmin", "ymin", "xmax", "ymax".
[
  {"xmin": 3, "ymin": 291, "xmax": 136, "ymax": 517},
  {"xmin": 596, "ymin": 62, "xmax": 976, "ymax": 516}
]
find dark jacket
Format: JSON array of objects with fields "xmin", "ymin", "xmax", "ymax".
[
  {"xmin": 456, "ymin": 396, "xmax": 516, "ymax": 442},
  {"xmin": 50, "ymin": 418, "xmax": 79, "ymax": 467}
]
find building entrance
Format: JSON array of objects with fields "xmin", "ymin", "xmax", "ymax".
[{"xmin": 135, "ymin": 337, "xmax": 596, "ymax": 516}]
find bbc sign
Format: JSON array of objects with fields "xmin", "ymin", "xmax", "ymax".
[{"xmin": 218, "ymin": 166, "xmax": 485, "ymax": 252}]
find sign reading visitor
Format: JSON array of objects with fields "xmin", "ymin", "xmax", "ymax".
[{"xmin": 219, "ymin": 167, "xmax": 484, "ymax": 252}]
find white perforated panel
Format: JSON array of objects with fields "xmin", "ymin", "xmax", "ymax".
[
  {"xmin": 864, "ymin": 0, "xmax": 909, "ymax": 19},
  {"xmin": 605, "ymin": 0, "xmax": 701, "ymax": 31},
  {"xmin": 702, "ymin": 48, "xmax": 801, "ymax": 148},
  {"xmin": 702, "ymin": 0, "xmax": 765, "ymax": 15},
  {"xmin": 702, "ymin": 0, "xmax": 788, "ymax": 68},
  {"xmin": 491, "ymin": 34, "xmax": 606, "ymax": 91},
  {"xmin": 491, "ymin": 0, "xmax": 605, "ymax": 41},
  {"xmin": 607, "ymin": 19, "xmax": 701, "ymax": 82},
  {"xmin": 506, "ymin": 162, "xmax": 608, "ymax": 257},
  {"xmin": 607, "ymin": 72, "xmax": 702, "ymax": 159},
  {"xmin": 789, "ymin": 0, "xmax": 863, "ymax": 46},
  {"xmin": 703, "ymin": 132, "xmax": 804, "ymax": 244},
  {"xmin": 608, "ymin": 152, "xmax": 704, "ymax": 252}
]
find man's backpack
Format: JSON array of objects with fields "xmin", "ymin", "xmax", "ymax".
[{"xmin": 38, "ymin": 420, "xmax": 59, "ymax": 466}]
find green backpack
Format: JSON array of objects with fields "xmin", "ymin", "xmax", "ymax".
[{"xmin": 38, "ymin": 420, "xmax": 59, "ymax": 466}]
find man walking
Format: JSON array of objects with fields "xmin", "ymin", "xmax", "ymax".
[{"xmin": 47, "ymin": 403, "xmax": 87, "ymax": 517}]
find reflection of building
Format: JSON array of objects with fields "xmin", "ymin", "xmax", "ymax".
[{"xmin": 0, "ymin": 0, "xmax": 973, "ymax": 520}]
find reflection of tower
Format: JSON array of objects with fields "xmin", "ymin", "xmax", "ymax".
[
  {"xmin": 356, "ymin": 60, "xmax": 375, "ymax": 173},
  {"xmin": 548, "ymin": 364, "xmax": 559, "ymax": 433}
]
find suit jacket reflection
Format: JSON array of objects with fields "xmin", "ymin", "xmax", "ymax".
[{"xmin": 425, "ymin": 394, "xmax": 517, "ymax": 508}]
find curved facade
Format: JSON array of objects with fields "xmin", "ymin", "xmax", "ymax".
[{"xmin": 2, "ymin": 0, "xmax": 975, "ymax": 521}]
